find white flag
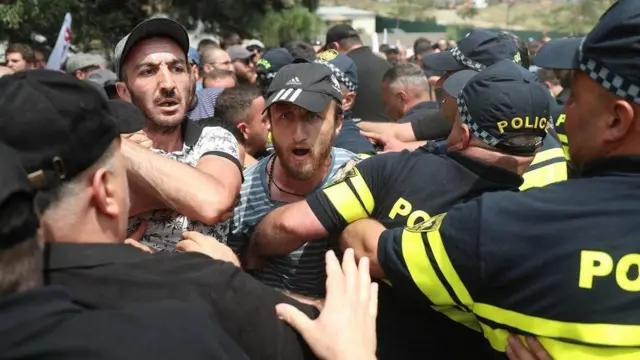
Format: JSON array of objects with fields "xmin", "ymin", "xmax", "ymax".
[
  {"xmin": 371, "ymin": 32, "xmax": 380, "ymax": 53},
  {"xmin": 46, "ymin": 13, "xmax": 72, "ymax": 70},
  {"xmin": 383, "ymin": 28, "xmax": 388, "ymax": 44}
]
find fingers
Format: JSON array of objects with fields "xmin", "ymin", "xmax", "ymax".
[
  {"xmin": 275, "ymin": 303, "xmax": 314, "ymax": 336},
  {"xmin": 128, "ymin": 220, "xmax": 147, "ymax": 241},
  {"xmin": 176, "ymin": 239, "xmax": 197, "ymax": 252},
  {"xmin": 358, "ymin": 256, "xmax": 371, "ymax": 303},
  {"xmin": 369, "ymin": 282, "xmax": 379, "ymax": 319},
  {"xmin": 342, "ymin": 248, "xmax": 358, "ymax": 295},
  {"xmin": 526, "ymin": 336, "xmax": 552, "ymax": 360},
  {"xmin": 324, "ymin": 250, "xmax": 344, "ymax": 300},
  {"xmin": 361, "ymin": 131, "xmax": 384, "ymax": 143}
]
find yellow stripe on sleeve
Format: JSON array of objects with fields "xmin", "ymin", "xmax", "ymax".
[
  {"xmin": 521, "ymin": 162, "xmax": 568, "ymax": 190},
  {"xmin": 322, "ymin": 168, "xmax": 374, "ymax": 223},
  {"xmin": 425, "ymin": 228, "xmax": 474, "ymax": 306},
  {"xmin": 475, "ymin": 302, "xmax": 640, "ymax": 348}
]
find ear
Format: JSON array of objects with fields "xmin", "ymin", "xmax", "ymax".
[
  {"xmin": 203, "ymin": 63, "xmax": 213, "ymax": 74},
  {"xmin": 605, "ymin": 99, "xmax": 635, "ymax": 142},
  {"xmin": 116, "ymin": 82, "xmax": 131, "ymax": 102},
  {"xmin": 342, "ymin": 91, "xmax": 356, "ymax": 112},
  {"xmin": 543, "ymin": 80, "xmax": 553, "ymax": 90},
  {"xmin": 237, "ymin": 122, "xmax": 249, "ymax": 140},
  {"xmin": 91, "ymin": 168, "xmax": 119, "ymax": 218},
  {"xmin": 397, "ymin": 90, "xmax": 408, "ymax": 105},
  {"xmin": 335, "ymin": 112, "xmax": 344, "ymax": 135},
  {"xmin": 75, "ymin": 70, "xmax": 86, "ymax": 80}
]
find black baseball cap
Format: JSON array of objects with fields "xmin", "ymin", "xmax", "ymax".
[
  {"xmin": 532, "ymin": 0, "xmax": 640, "ymax": 103},
  {"xmin": 114, "ymin": 18, "xmax": 190, "ymax": 80},
  {"xmin": 443, "ymin": 59, "xmax": 551, "ymax": 155},
  {"xmin": 325, "ymin": 24, "xmax": 360, "ymax": 45},
  {"xmin": 0, "ymin": 141, "xmax": 38, "ymax": 249},
  {"xmin": 257, "ymin": 48, "xmax": 294, "ymax": 79},
  {"xmin": 264, "ymin": 63, "xmax": 343, "ymax": 114},
  {"xmin": 0, "ymin": 70, "xmax": 143, "ymax": 191},
  {"xmin": 422, "ymin": 29, "xmax": 520, "ymax": 72}
]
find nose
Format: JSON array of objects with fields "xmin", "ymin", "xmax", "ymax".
[
  {"xmin": 157, "ymin": 65, "xmax": 177, "ymax": 95},
  {"xmin": 291, "ymin": 120, "xmax": 307, "ymax": 143}
]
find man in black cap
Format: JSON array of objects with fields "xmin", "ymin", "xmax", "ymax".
[
  {"xmin": 314, "ymin": 49, "xmax": 375, "ymax": 156},
  {"xmin": 113, "ymin": 18, "xmax": 243, "ymax": 251},
  {"xmin": 0, "ymin": 140, "xmax": 248, "ymax": 359},
  {"xmin": 0, "ymin": 69, "xmax": 320, "ymax": 360},
  {"xmin": 249, "ymin": 59, "xmax": 550, "ymax": 359},
  {"xmin": 230, "ymin": 62, "xmax": 362, "ymax": 298},
  {"xmin": 324, "ymin": 23, "xmax": 391, "ymax": 122},
  {"xmin": 256, "ymin": 47, "xmax": 294, "ymax": 96},
  {"xmin": 347, "ymin": 1, "xmax": 640, "ymax": 357}
]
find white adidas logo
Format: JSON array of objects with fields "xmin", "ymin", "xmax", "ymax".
[{"xmin": 285, "ymin": 77, "xmax": 302, "ymax": 86}]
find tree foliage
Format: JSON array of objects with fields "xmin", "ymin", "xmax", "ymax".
[
  {"xmin": 257, "ymin": 5, "xmax": 322, "ymax": 47},
  {"xmin": 543, "ymin": 0, "xmax": 609, "ymax": 35},
  {"xmin": 0, "ymin": 0, "xmax": 317, "ymax": 51}
]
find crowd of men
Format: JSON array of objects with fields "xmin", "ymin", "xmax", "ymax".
[{"xmin": 2, "ymin": 0, "xmax": 640, "ymax": 358}]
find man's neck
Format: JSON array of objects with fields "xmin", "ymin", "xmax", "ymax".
[
  {"xmin": 403, "ymin": 96, "xmax": 430, "ymax": 115},
  {"xmin": 146, "ymin": 125, "xmax": 184, "ymax": 153},
  {"xmin": 270, "ymin": 155, "xmax": 332, "ymax": 202},
  {"xmin": 343, "ymin": 44, "xmax": 363, "ymax": 54},
  {"xmin": 460, "ymin": 147, "xmax": 533, "ymax": 176}
]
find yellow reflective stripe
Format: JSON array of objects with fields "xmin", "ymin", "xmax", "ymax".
[
  {"xmin": 475, "ymin": 302, "xmax": 640, "ymax": 347},
  {"xmin": 357, "ymin": 153, "xmax": 372, "ymax": 159},
  {"xmin": 401, "ymin": 230, "xmax": 455, "ymax": 305},
  {"xmin": 530, "ymin": 148, "xmax": 566, "ymax": 166},
  {"xmin": 322, "ymin": 168, "xmax": 374, "ymax": 223},
  {"xmin": 520, "ymin": 162, "xmax": 567, "ymax": 190},
  {"xmin": 557, "ymin": 133, "xmax": 571, "ymax": 160},
  {"xmin": 426, "ymin": 228, "xmax": 474, "ymax": 305},
  {"xmin": 432, "ymin": 305, "xmax": 481, "ymax": 332},
  {"xmin": 478, "ymin": 322, "xmax": 640, "ymax": 359}
]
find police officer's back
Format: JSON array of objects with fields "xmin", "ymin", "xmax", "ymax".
[
  {"xmin": 0, "ymin": 142, "xmax": 247, "ymax": 360},
  {"xmin": 375, "ymin": 2, "xmax": 640, "ymax": 357}
]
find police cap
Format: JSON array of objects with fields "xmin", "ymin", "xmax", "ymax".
[
  {"xmin": 422, "ymin": 29, "xmax": 520, "ymax": 72},
  {"xmin": 533, "ymin": 0, "xmax": 640, "ymax": 104},
  {"xmin": 443, "ymin": 59, "xmax": 551, "ymax": 155}
]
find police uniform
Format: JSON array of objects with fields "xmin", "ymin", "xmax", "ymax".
[
  {"xmin": 376, "ymin": 2, "xmax": 640, "ymax": 358},
  {"xmin": 307, "ymin": 60, "xmax": 551, "ymax": 359},
  {"xmin": 424, "ymin": 29, "xmax": 568, "ymax": 189}
]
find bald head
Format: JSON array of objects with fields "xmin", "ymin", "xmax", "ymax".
[{"xmin": 201, "ymin": 47, "xmax": 233, "ymax": 74}]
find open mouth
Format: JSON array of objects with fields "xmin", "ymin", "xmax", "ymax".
[
  {"xmin": 157, "ymin": 99, "xmax": 179, "ymax": 108},
  {"xmin": 292, "ymin": 148, "xmax": 310, "ymax": 157}
]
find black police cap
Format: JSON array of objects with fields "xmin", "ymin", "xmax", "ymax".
[
  {"xmin": 533, "ymin": 0, "xmax": 640, "ymax": 103},
  {"xmin": 443, "ymin": 59, "xmax": 551, "ymax": 155},
  {"xmin": 0, "ymin": 142, "xmax": 38, "ymax": 249},
  {"xmin": 0, "ymin": 70, "xmax": 143, "ymax": 191},
  {"xmin": 264, "ymin": 63, "xmax": 343, "ymax": 114},
  {"xmin": 422, "ymin": 29, "xmax": 520, "ymax": 72}
]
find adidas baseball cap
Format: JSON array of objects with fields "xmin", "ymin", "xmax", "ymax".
[
  {"xmin": 264, "ymin": 63, "xmax": 343, "ymax": 114},
  {"xmin": 532, "ymin": 0, "xmax": 640, "ymax": 104},
  {"xmin": 442, "ymin": 59, "xmax": 551, "ymax": 155}
]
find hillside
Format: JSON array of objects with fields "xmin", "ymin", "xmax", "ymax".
[{"xmin": 319, "ymin": 0, "xmax": 611, "ymax": 32}]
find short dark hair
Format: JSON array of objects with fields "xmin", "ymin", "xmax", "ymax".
[
  {"xmin": 198, "ymin": 38, "xmax": 219, "ymax": 53},
  {"xmin": 536, "ymin": 68, "xmax": 560, "ymax": 86},
  {"xmin": 5, "ymin": 43, "xmax": 35, "ymax": 64},
  {"xmin": 0, "ymin": 194, "xmax": 41, "ymax": 296},
  {"xmin": 203, "ymin": 69, "xmax": 235, "ymax": 87},
  {"xmin": 199, "ymin": 116, "xmax": 246, "ymax": 144},
  {"xmin": 413, "ymin": 38, "xmax": 432, "ymax": 55},
  {"xmin": 221, "ymin": 32, "xmax": 242, "ymax": 50},
  {"xmin": 338, "ymin": 37, "xmax": 362, "ymax": 50},
  {"xmin": 498, "ymin": 31, "xmax": 531, "ymax": 69},
  {"xmin": 214, "ymin": 85, "xmax": 262, "ymax": 126},
  {"xmin": 283, "ymin": 41, "xmax": 316, "ymax": 61}
]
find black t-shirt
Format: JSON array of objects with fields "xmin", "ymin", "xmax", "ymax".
[
  {"xmin": 347, "ymin": 46, "xmax": 392, "ymax": 122},
  {"xmin": 403, "ymin": 101, "xmax": 452, "ymax": 140},
  {"xmin": 44, "ymin": 244, "xmax": 316, "ymax": 360},
  {"xmin": 306, "ymin": 150, "xmax": 521, "ymax": 359},
  {"xmin": 335, "ymin": 116, "xmax": 376, "ymax": 155},
  {"xmin": 0, "ymin": 286, "xmax": 248, "ymax": 359}
]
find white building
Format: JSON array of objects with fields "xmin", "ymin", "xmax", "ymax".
[{"xmin": 316, "ymin": 6, "xmax": 377, "ymax": 35}]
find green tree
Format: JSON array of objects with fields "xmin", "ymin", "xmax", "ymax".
[
  {"xmin": 543, "ymin": 0, "xmax": 608, "ymax": 35},
  {"xmin": 256, "ymin": 5, "xmax": 322, "ymax": 47}
]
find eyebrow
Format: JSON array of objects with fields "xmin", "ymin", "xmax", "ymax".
[{"xmin": 135, "ymin": 58, "xmax": 187, "ymax": 70}]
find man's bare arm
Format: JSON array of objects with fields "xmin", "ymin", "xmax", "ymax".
[
  {"xmin": 392, "ymin": 122, "xmax": 418, "ymax": 142},
  {"xmin": 123, "ymin": 139, "xmax": 240, "ymax": 225},
  {"xmin": 340, "ymin": 219, "xmax": 386, "ymax": 279},
  {"xmin": 247, "ymin": 201, "xmax": 329, "ymax": 258},
  {"xmin": 357, "ymin": 121, "xmax": 395, "ymax": 135}
]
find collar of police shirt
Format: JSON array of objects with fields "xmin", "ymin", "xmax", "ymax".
[
  {"xmin": 579, "ymin": 156, "xmax": 640, "ymax": 178},
  {"xmin": 444, "ymin": 151, "xmax": 524, "ymax": 187},
  {"xmin": 398, "ymin": 100, "xmax": 439, "ymax": 123}
]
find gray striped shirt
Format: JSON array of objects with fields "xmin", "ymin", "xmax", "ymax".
[{"xmin": 230, "ymin": 147, "xmax": 360, "ymax": 297}]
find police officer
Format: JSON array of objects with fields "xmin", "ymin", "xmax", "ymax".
[
  {"xmin": 246, "ymin": 59, "xmax": 551, "ymax": 359},
  {"xmin": 423, "ymin": 29, "xmax": 568, "ymax": 189},
  {"xmin": 342, "ymin": 1, "xmax": 640, "ymax": 358}
]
